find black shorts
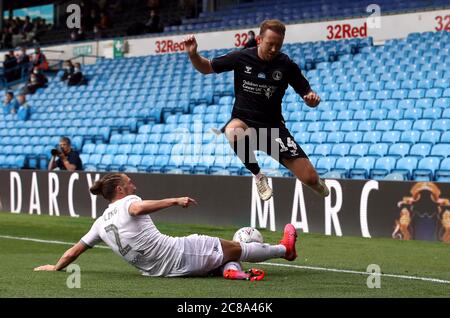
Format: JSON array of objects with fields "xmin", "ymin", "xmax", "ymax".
[{"xmin": 220, "ymin": 117, "xmax": 308, "ymax": 162}]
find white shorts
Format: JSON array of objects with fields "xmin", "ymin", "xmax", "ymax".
[{"xmin": 168, "ymin": 234, "xmax": 224, "ymax": 277}]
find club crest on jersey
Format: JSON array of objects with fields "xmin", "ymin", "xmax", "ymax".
[
  {"xmin": 245, "ymin": 66, "xmax": 252, "ymax": 74},
  {"xmin": 264, "ymin": 87, "xmax": 276, "ymax": 99},
  {"xmin": 258, "ymin": 72, "xmax": 266, "ymax": 79},
  {"xmin": 272, "ymin": 70, "xmax": 282, "ymax": 80}
]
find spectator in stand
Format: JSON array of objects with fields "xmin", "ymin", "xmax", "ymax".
[
  {"xmin": 110, "ymin": 0, "xmax": 124, "ymax": 15},
  {"xmin": 31, "ymin": 47, "xmax": 49, "ymax": 71},
  {"xmin": 1, "ymin": 28, "xmax": 13, "ymax": 49},
  {"xmin": 61, "ymin": 60, "xmax": 74, "ymax": 82},
  {"xmin": 21, "ymin": 66, "xmax": 48, "ymax": 95},
  {"xmin": 244, "ymin": 30, "xmax": 257, "ymax": 48},
  {"xmin": 145, "ymin": 10, "xmax": 161, "ymax": 33},
  {"xmin": 16, "ymin": 94, "xmax": 30, "ymax": 121},
  {"xmin": 147, "ymin": 0, "xmax": 160, "ymax": 10},
  {"xmin": 67, "ymin": 63, "xmax": 87, "ymax": 86},
  {"xmin": 16, "ymin": 46, "xmax": 30, "ymax": 76},
  {"xmin": 3, "ymin": 50, "xmax": 18, "ymax": 82},
  {"xmin": 22, "ymin": 16, "xmax": 34, "ymax": 33},
  {"xmin": 3, "ymin": 91, "xmax": 19, "ymax": 115},
  {"xmin": 70, "ymin": 27, "xmax": 86, "ymax": 42}
]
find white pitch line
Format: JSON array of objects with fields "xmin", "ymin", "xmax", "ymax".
[
  {"xmin": 1, "ymin": 234, "xmax": 449, "ymax": 285},
  {"xmin": 0, "ymin": 235, "xmax": 109, "ymax": 249},
  {"xmin": 261, "ymin": 262, "xmax": 450, "ymax": 285}
]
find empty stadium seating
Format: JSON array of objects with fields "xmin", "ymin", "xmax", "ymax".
[{"xmin": 0, "ymin": 29, "xmax": 449, "ymax": 181}]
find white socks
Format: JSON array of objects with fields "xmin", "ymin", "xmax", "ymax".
[{"xmin": 239, "ymin": 242, "xmax": 286, "ymax": 262}]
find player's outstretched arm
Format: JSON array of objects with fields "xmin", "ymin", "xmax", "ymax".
[
  {"xmin": 183, "ymin": 34, "xmax": 214, "ymax": 74},
  {"xmin": 129, "ymin": 197, "xmax": 198, "ymax": 216},
  {"xmin": 34, "ymin": 242, "xmax": 88, "ymax": 271}
]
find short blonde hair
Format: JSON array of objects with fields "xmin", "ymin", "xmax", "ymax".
[{"xmin": 259, "ymin": 19, "xmax": 286, "ymax": 37}]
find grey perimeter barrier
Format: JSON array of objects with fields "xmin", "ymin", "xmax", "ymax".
[{"xmin": 0, "ymin": 169, "xmax": 449, "ymax": 243}]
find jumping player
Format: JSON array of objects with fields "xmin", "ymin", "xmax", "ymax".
[
  {"xmin": 34, "ymin": 173, "xmax": 298, "ymax": 281},
  {"xmin": 184, "ymin": 19, "xmax": 330, "ymax": 201}
]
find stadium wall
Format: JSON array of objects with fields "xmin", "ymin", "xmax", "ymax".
[{"xmin": 1, "ymin": 170, "xmax": 449, "ymax": 243}]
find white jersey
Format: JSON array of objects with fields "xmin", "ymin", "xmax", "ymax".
[{"xmin": 81, "ymin": 195, "xmax": 184, "ymax": 277}]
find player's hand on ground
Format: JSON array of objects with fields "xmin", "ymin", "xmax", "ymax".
[
  {"xmin": 183, "ymin": 34, "xmax": 198, "ymax": 56},
  {"xmin": 34, "ymin": 264, "xmax": 56, "ymax": 271},
  {"xmin": 303, "ymin": 91, "xmax": 321, "ymax": 107},
  {"xmin": 176, "ymin": 197, "xmax": 198, "ymax": 208}
]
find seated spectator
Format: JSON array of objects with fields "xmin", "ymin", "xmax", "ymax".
[
  {"xmin": 61, "ymin": 60, "xmax": 74, "ymax": 82},
  {"xmin": 16, "ymin": 94, "xmax": 30, "ymax": 121},
  {"xmin": 145, "ymin": 10, "xmax": 161, "ymax": 33},
  {"xmin": 22, "ymin": 16, "xmax": 34, "ymax": 33},
  {"xmin": 244, "ymin": 30, "xmax": 257, "ymax": 48},
  {"xmin": 31, "ymin": 47, "xmax": 49, "ymax": 71},
  {"xmin": 16, "ymin": 46, "xmax": 30, "ymax": 77},
  {"xmin": 48, "ymin": 136, "xmax": 83, "ymax": 171},
  {"xmin": 3, "ymin": 91, "xmax": 19, "ymax": 115},
  {"xmin": 97, "ymin": 12, "xmax": 111, "ymax": 30},
  {"xmin": 21, "ymin": 67, "xmax": 48, "ymax": 94},
  {"xmin": 67, "ymin": 63, "xmax": 87, "ymax": 86},
  {"xmin": 70, "ymin": 27, "xmax": 86, "ymax": 42},
  {"xmin": 3, "ymin": 50, "xmax": 18, "ymax": 82}
]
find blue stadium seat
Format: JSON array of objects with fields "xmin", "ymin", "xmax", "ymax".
[
  {"xmin": 399, "ymin": 130, "xmax": 420, "ymax": 144},
  {"xmin": 371, "ymin": 156, "xmax": 398, "ymax": 179},
  {"xmin": 333, "ymin": 157, "xmax": 356, "ymax": 178},
  {"xmin": 388, "ymin": 143, "xmax": 411, "ymax": 157},
  {"xmin": 381, "ymin": 130, "xmax": 401, "ymax": 144},
  {"xmin": 330, "ymin": 143, "xmax": 351, "ymax": 157},
  {"xmin": 413, "ymin": 156, "xmax": 442, "ymax": 181},
  {"xmin": 294, "ymin": 132, "xmax": 310, "ymax": 144},
  {"xmin": 309, "ymin": 131, "xmax": 328, "ymax": 144},
  {"xmin": 393, "ymin": 120, "xmax": 413, "ymax": 131},
  {"xmin": 393, "ymin": 156, "xmax": 419, "ymax": 180},
  {"xmin": 105, "ymin": 144, "xmax": 119, "ymax": 155},
  {"xmin": 349, "ymin": 156, "xmax": 377, "ymax": 179},
  {"xmin": 432, "ymin": 119, "xmax": 450, "ymax": 131},
  {"xmin": 327, "ymin": 131, "xmax": 345, "ymax": 144},
  {"xmin": 409, "ymin": 143, "xmax": 432, "ymax": 157},
  {"xmin": 109, "ymin": 154, "xmax": 128, "ymax": 171},
  {"xmin": 349, "ymin": 143, "xmax": 369, "ymax": 157},
  {"xmin": 368, "ymin": 143, "xmax": 389, "ymax": 157},
  {"xmin": 434, "ymin": 98, "xmax": 450, "ymax": 109},
  {"xmin": 316, "ymin": 156, "xmax": 338, "ymax": 175},
  {"xmin": 430, "ymin": 143, "xmax": 450, "ymax": 158},
  {"xmin": 420, "ymin": 131, "xmax": 441, "ymax": 144},
  {"xmin": 412, "ymin": 119, "xmax": 432, "ymax": 131},
  {"xmin": 323, "ymin": 121, "xmax": 341, "ymax": 132},
  {"xmin": 98, "ymin": 154, "xmax": 114, "ymax": 171},
  {"xmin": 362, "ymin": 131, "xmax": 382, "ymax": 143},
  {"xmin": 423, "ymin": 108, "xmax": 442, "ymax": 119},
  {"xmin": 341, "ymin": 121, "xmax": 359, "ymax": 132}
]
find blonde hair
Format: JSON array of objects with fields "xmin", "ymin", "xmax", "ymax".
[
  {"xmin": 89, "ymin": 173, "xmax": 124, "ymax": 201},
  {"xmin": 259, "ymin": 19, "xmax": 286, "ymax": 37}
]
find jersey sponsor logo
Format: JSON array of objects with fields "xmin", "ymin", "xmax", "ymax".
[
  {"xmin": 272, "ymin": 70, "xmax": 283, "ymax": 81},
  {"xmin": 245, "ymin": 66, "xmax": 252, "ymax": 74},
  {"xmin": 258, "ymin": 72, "xmax": 266, "ymax": 79}
]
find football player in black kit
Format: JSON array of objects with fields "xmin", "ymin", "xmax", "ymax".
[{"xmin": 184, "ymin": 19, "xmax": 329, "ymax": 201}]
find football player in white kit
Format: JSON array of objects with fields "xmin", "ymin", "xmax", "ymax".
[{"xmin": 34, "ymin": 173, "xmax": 297, "ymax": 281}]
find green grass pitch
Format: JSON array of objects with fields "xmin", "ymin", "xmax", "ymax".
[{"xmin": 0, "ymin": 213, "xmax": 449, "ymax": 298}]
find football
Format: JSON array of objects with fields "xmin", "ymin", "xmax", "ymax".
[{"xmin": 232, "ymin": 227, "xmax": 264, "ymax": 243}]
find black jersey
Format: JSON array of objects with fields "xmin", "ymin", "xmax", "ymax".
[{"xmin": 211, "ymin": 47, "xmax": 311, "ymax": 127}]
